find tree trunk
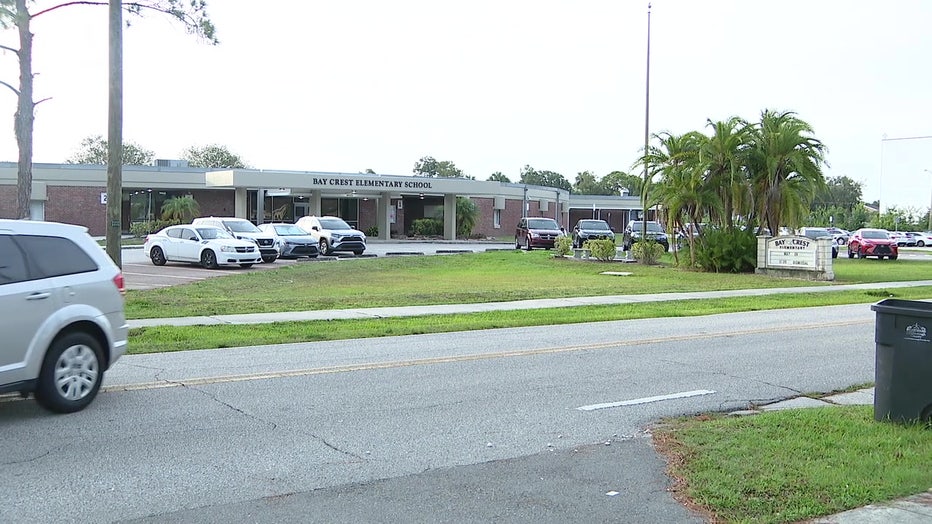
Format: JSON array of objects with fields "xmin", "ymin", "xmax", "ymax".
[
  {"xmin": 105, "ymin": 0, "xmax": 123, "ymax": 267},
  {"xmin": 14, "ymin": 0, "xmax": 34, "ymax": 219}
]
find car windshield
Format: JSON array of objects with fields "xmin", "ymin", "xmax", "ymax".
[
  {"xmin": 318, "ymin": 218, "xmax": 352, "ymax": 230},
  {"xmin": 862, "ymin": 230, "xmax": 888, "ymax": 240},
  {"xmin": 273, "ymin": 225, "xmax": 308, "ymax": 236},
  {"xmin": 579, "ymin": 220, "xmax": 610, "ymax": 230},
  {"xmin": 631, "ymin": 221, "xmax": 663, "ymax": 233},
  {"xmin": 527, "ymin": 219, "xmax": 559, "ymax": 229},
  {"xmin": 197, "ymin": 227, "xmax": 234, "ymax": 240},
  {"xmin": 223, "ymin": 220, "xmax": 262, "ymax": 233},
  {"xmin": 802, "ymin": 229, "xmax": 830, "ymax": 239}
]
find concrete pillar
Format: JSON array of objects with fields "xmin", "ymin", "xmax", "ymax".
[
  {"xmin": 378, "ymin": 192, "xmax": 391, "ymax": 240},
  {"xmin": 256, "ymin": 189, "xmax": 265, "ymax": 223},
  {"xmin": 234, "ymin": 187, "xmax": 247, "ymax": 218},
  {"xmin": 443, "ymin": 193, "xmax": 456, "ymax": 240},
  {"xmin": 310, "ymin": 191, "xmax": 322, "ymax": 215}
]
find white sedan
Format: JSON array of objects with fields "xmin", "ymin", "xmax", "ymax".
[
  {"xmin": 144, "ymin": 225, "xmax": 262, "ymax": 269},
  {"xmin": 908, "ymin": 231, "xmax": 932, "ymax": 247}
]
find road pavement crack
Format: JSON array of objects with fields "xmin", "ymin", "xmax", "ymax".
[
  {"xmin": 163, "ymin": 378, "xmax": 280, "ymax": 430},
  {"xmin": 309, "ymin": 433, "xmax": 365, "ymax": 460}
]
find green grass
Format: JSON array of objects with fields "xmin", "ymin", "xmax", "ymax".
[
  {"xmin": 125, "ymin": 251, "xmax": 932, "ymax": 319},
  {"xmin": 126, "ymin": 285, "xmax": 932, "ymax": 353},
  {"xmin": 654, "ymin": 406, "xmax": 932, "ymax": 523}
]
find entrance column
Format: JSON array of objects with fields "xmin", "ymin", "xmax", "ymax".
[
  {"xmin": 310, "ymin": 190, "xmax": 322, "ymax": 215},
  {"xmin": 443, "ymin": 193, "xmax": 456, "ymax": 240},
  {"xmin": 377, "ymin": 192, "xmax": 391, "ymax": 240},
  {"xmin": 234, "ymin": 187, "xmax": 247, "ymax": 218}
]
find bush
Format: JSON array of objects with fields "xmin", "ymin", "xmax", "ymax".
[
  {"xmin": 554, "ymin": 235, "xmax": 573, "ymax": 256},
  {"xmin": 365, "ymin": 226, "xmax": 378, "ymax": 237},
  {"xmin": 584, "ymin": 239, "xmax": 618, "ymax": 261},
  {"xmin": 410, "ymin": 218, "xmax": 443, "ymax": 237},
  {"xmin": 130, "ymin": 219, "xmax": 178, "ymax": 237},
  {"xmin": 694, "ymin": 227, "xmax": 757, "ymax": 273},
  {"xmin": 632, "ymin": 239, "xmax": 664, "ymax": 264}
]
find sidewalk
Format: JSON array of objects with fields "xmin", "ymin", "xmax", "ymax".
[{"xmin": 128, "ymin": 279, "xmax": 932, "ymax": 328}]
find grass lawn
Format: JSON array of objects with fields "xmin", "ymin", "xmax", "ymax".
[{"xmin": 654, "ymin": 406, "xmax": 932, "ymax": 523}]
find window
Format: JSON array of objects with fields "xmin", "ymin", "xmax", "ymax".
[
  {"xmin": 0, "ymin": 236, "xmax": 28, "ymax": 285},
  {"xmin": 494, "ymin": 209, "xmax": 502, "ymax": 229},
  {"xmin": 16, "ymin": 235, "xmax": 97, "ymax": 280}
]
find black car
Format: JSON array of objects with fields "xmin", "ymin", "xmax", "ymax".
[
  {"xmin": 571, "ymin": 219, "xmax": 615, "ymax": 248},
  {"xmin": 623, "ymin": 220, "xmax": 669, "ymax": 251}
]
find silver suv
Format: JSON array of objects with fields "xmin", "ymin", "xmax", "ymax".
[
  {"xmin": 294, "ymin": 215, "xmax": 367, "ymax": 255},
  {"xmin": 191, "ymin": 217, "xmax": 279, "ymax": 263},
  {"xmin": 0, "ymin": 220, "xmax": 128, "ymax": 413}
]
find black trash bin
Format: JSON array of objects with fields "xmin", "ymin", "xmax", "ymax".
[{"xmin": 870, "ymin": 299, "xmax": 932, "ymax": 423}]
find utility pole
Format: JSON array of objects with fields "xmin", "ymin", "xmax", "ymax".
[{"xmin": 105, "ymin": 0, "xmax": 123, "ymax": 267}]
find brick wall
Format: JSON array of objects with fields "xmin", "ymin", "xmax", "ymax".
[{"xmin": 46, "ymin": 186, "xmax": 107, "ymax": 235}]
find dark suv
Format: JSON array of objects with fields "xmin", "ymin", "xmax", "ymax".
[
  {"xmin": 515, "ymin": 217, "xmax": 563, "ymax": 250},
  {"xmin": 623, "ymin": 220, "xmax": 669, "ymax": 251},
  {"xmin": 571, "ymin": 219, "xmax": 615, "ymax": 248}
]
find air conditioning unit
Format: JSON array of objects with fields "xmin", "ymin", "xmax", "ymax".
[{"xmin": 153, "ymin": 159, "xmax": 189, "ymax": 168}]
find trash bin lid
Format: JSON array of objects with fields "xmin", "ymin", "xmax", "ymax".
[{"xmin": 871, "ymin": 298, "xmax": 932, "ymax": 317}]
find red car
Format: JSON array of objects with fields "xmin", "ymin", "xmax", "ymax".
[{"xmin": 847, "ymin": 228, "xmax": 898, "ymax": 260}]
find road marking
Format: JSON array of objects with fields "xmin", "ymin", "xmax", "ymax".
[{"xmin": 576, "ymin": 389, "xmax": 716, "ymax": 412}]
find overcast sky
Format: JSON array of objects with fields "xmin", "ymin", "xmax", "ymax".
[{"xmin": 1, "ymin": 1, "xmax": 931, "ymax": 213}]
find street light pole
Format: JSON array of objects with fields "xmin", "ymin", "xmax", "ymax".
[
  {"xmin": 925, "ymin": 169, "xmax": 932, "ymax": 232},
  {"xmin": 640, "ymin": 2, "xmax": 651, "ymax": 243}
]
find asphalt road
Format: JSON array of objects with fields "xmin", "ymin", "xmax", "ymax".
[{"xmin": 0, "ymin": 304, "xmax": 876, "ymax": 523}]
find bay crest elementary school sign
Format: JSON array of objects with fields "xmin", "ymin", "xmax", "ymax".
[{"xmin": 756, "ymin": 235, "xmax": 835, "ymax": 280}]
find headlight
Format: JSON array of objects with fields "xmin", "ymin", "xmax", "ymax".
[
  {"xmin": 330, "ymin": 233, "xmax": 343, "ymax": 240},
  {"xmin": 220, "ymin": 245, "xmax": 235, "ymax": 252}
]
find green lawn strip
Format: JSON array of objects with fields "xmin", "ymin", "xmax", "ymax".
[
  {"xmin": 653, "ymin": 406, "xmax": 932, "ymax": 523},
  {"xmin": 124, "ymin": 251, "xmax": 932, "ymax": 319},
  {"xmin": 126, "ymin": 285, "xmax": 932, "ymax": 354}
]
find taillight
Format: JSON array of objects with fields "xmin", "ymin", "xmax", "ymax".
[{"xmin": 113, "ymin": 272, "xmax": 126, "ymax": 296}]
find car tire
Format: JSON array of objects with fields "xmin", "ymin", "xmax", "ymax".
[
  {"xmin": 353, "ymin": 249, "xmax": 364, "ymax": 256},
  {"xmin": 34, "ymin": 331, "xmax": 104, "ymax": 413},
  {"xmin": 150, "ymin": 246, "xmax": 166, "ymax": 266},
  {"xmin": 239, "ymin": 263, "xmax": 253, "ymax": 268},
  {"xmin": 515, "ymin": 237, "xmax": 521, "ymax": 249},
  {"xmin": 261, "ymin": 255, "xmax": 277, "ymax": 263},
  {"xmin": 525, "ymin": 237, "xmax": 533, "ymax": 251},
  {"xmin": 918, "ymin": 241, "xmax": 926, "ymax": 247},
  {"xmin": 890, "ymin": 255, "xmax": 898, "ymax": 260},
  {"xmin": 847, "ymin": 248, "xmax": 854, "ymax": 259},
  {"xmin": 201, "ymin": 249, "xmax": 219, "ymax": 269},
  {"xmin": 319, "ymin": 238, "xmax": 331, "ymax": 256}
]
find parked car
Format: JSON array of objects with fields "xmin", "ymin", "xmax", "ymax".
[
  {"xmin": 847, "ymin": 228, "xmax": 898, "ymax": 260},
  {"xmin": 191, "ymin": 217, "xmax": 279, "ymax": 263},
  {"xmin": 571, "ymin": 219, "xmax": 615, "ymax": 248},
  {"xmin": 622, "ymin": 220, "xmax": 669, "ymax": 251},
  {"xmin": 258, "ymin": 223, "xmax": 320, "ymax": 258},
  {"xmin": 908, "ymin": 231, "xmax": 932, "ymax": 247},
  {"xmin": 886, "ymin": 230, "xmax": 914, "ymax": 247},
  {"xmin": 144, "ymin": 225, "xmax": 262, "ymax": 268},
  {"xmin": 295, "ymin": 215, "xmax": 367, "ymax": 255},
  {"xmin": 797, "ymin": 227, "xmax": 838, "ymax": 258},
  {"xmin": 515, "ymin": 217, "xmax": 563, "ymax": 250},
  {"xmin": 825, "ymin": 227, "xmax": 850, "ymax": 245},
  {"xmin": 0, "ymin": 219, "xmax": 128, "ymax": 413}
]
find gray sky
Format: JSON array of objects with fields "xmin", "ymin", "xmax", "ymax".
[{"xmin": 2, "ymin": 0, "xmax": 931, "ymax": 214}]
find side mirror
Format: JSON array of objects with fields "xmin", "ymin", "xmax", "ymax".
[{"xmin": 188, "ymin": 236, "xmax": 198, "ymax": 242}]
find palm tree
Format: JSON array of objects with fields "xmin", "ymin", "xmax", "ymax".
[
  {"xmin": 700, "ymin": 117, "xmax": 751, "ymax": 231},
  {"xmin": 746, "ymin": 110, "xmax": 827, "ymax": 235},
  {"xmin": 161, "ymin": 196, "xmax": 200, "ymax": 223}
]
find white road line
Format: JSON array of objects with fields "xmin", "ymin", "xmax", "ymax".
[{"xmin": 577, "ymin": 389, "xmax": 716, "ymax": 411}]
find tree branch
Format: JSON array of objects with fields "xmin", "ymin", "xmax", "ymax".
[
  {"xmin": 0, "ymin": 44, "xmax": 19, "ymax": 55},
  {"xmin": 32, "ymin": 1, "xmax": 108, "ymax": 18},
  {"xmin": 0, "ymin": 79, "xmax": 21, "ymax": 97},
  {"xmin": 36, "ymin": 96, "xmax": 52, "ymax": 105}
]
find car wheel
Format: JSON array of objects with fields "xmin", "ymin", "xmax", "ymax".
[
  {"xmin": 239, "ymin": 263, "xmax": 253, "ymax": 268},
  {"xmin": 201, "ymin": 249, "xmax": 219, "ymax": 269},
  {"xmin": 262, "ymin": 255, "xmax": 278, "ymax": 263},
  {"xmin": 918, "ymin": 241, "xmax": 926, "ymax": 247},
  {"xmin": 150, "ymin": 246, "xmax": 166, "ymax": 266},
  {"xmin": 890, "ymin": 255, "xmax": 898, "ymax": 260},
  {"xmin": 353, "ymin": 249, "xmax": 364, "ymax": 256},
  {"xmin": 847, "ymin": 248, "xmax": 854, "ymax": 259},
  {"xmin": 525, "ymin": 237, "xmax": 533, "ymax": 251},
  {"xmin": 319, "ymin": 238, "xmax": 331, "ymax": 256},
  {"xmin": 515, "ymin": 237, "xmax": 521, "ymax": 249},
  {"xmin": 34, "ymin": 331, "xmax": 103, "ymax": 413}
]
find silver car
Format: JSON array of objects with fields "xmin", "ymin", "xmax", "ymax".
[
  {"xmin": 258, "ymin": 223, "xmax": 320, "ymax": 258},
  {"xmin": 0, "ymin": 220, "xmax": 129, "ymax": 413}
]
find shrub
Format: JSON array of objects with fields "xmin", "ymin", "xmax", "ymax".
[
  {"xmin": 411, "ymin": 218, "xmax": 443, "ymax": 237},
  {"xmin": 365, "ymin": 226, "xmax": 378, "ymax": 237},
  {"xmin": 130, "ymin": 219, "xmax": 178, "ymax": 237},
  {"xmin": 554, "ymin": 235, "xmax": 573, "ymax": 256},
  {"xmin": 632, "ymin": 239, "xmax": 664, "ymax": 264},
  {"xmin": 694, "ymin": 227, "xmax": 757, "ymax": 273},
  {"xmin": 584, "ymin": 239, "xmax": 618, "ymax": 261}
]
